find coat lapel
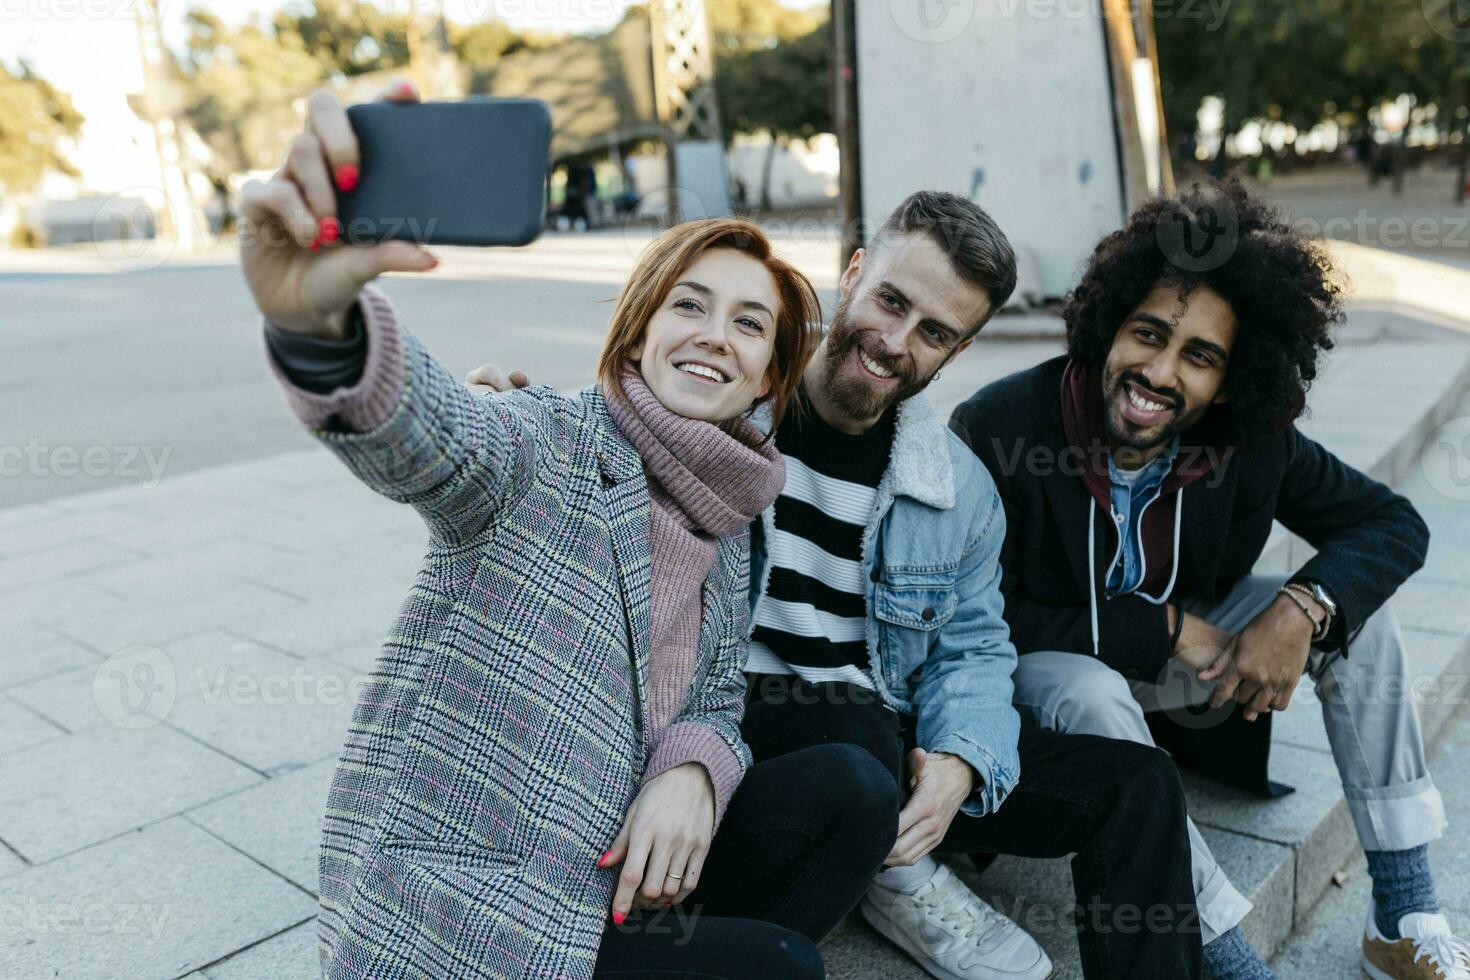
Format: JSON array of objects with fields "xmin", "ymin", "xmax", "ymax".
[{"xmin": 590, "ymin": 390, "xmax": 654, "ymax": 752}]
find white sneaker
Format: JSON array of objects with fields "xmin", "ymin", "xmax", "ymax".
[
  {"xmin": 1362, "ymin": 897, "xmax": 1470, "ymax": 979},
  {"xmin": 860, "ymin": 863, "xmax": 1053, "ymax": 980}
]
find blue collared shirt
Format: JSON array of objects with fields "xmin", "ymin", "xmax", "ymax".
[{"xmin": 1105, "ymin": 437, "xmax": 1179, "ymax": 596}]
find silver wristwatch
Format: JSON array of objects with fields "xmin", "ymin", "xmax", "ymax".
[{"xmin": 1295, "ymin": 581, "xmax": 1337, "ymax": 640}]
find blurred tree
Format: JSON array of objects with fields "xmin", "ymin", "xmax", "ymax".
[
  {"xmin": 179, "ymin": 10, "xmax": 326, "ymax": 177},
  {"xmin": 449, "ymin": 18, "xmax": 549, "ymax": 69},
  {"xmin": 1155, "ymin": 0, "xmax": 1466, "ymax": 196},
  {"xmin": 271, "ymin": 0, "xmax": 410, "ymax": 78},
  {"xmin": 708, "ymin": 0, "xmax": 829, "ymax": 208},
  {"xmin": 0, "ymin": 60, "xmax": 83, "ymax": 194}
]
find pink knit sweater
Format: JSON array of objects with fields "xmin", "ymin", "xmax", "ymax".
[{"xmin": 605, "ymin": 368, "xmax": 784, "ymax": 827}]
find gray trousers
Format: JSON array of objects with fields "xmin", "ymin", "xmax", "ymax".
[{"xmin": 1012, "ymin": 574, "xmax": 1447, "ymax": 944}]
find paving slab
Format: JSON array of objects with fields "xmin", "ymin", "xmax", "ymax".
[
  {"xmin": 12, "ymin": 631, "xmax": 361, "ymax": 773},
  {"xmin": 0, "ymin": 694, "xmax": 66, "ymax": 755},
  {"xmin": 200, "ymin": 919, "xmax": 318, "ymax": 979},
  {"xmin": 0, "ymin": 723, "xmax": 260, "ymax": 863},
  {"xmin": 0, "ymin": 818, "xmax": 315, "ymax": 980},
  {"xmin": 186, "ymin": 756, "xmax": 338, "ymax": 894},
  {"xmin": 0, "ymin": 621, "xmax": 97, "ymax": 691}
]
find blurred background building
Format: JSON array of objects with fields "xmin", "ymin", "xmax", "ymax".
[{"xmin": 1, "ymin": 0, "xmax": 1466, "ymax": 288}]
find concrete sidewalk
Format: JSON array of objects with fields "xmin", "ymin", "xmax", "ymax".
[{"xmin": 1, "ymin": 255, "xmax": 1469, "ymax": 977}]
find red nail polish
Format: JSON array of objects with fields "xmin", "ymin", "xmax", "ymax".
[
  {"xmin": 596, "ymin": 849, "xmax": 613, "ymax": 868},
  {"xmin": 611, "ymin": 910, "xmax": 626, "ymax": 926},
  {"xmin": 335, "ymin": 164, "xmax": 359, "ymax": 193},
  {"xmin": 309, "ymin": 237, "xmax": 321, "ymax": 253},
  {"xmin": 320, "ymin": 217, "xmax": 341, "ymax": 244},
  {"xmin": 398, "ymin": 82, "xmax": 415, "ymax": 97},
  {"xmin": 663, "ymin": 903, "xmax": 672, "ymax": 909}
]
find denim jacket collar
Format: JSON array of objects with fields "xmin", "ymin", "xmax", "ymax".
[{"xmin": 887, "ymin": 392, "xmax": 956, "ymax": 511}]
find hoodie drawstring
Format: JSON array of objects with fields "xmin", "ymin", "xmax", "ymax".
[{"xmin": 1087, "ymin": 487, "xmax": 1185, "ymax": 658}]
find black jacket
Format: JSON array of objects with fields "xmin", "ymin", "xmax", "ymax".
[{"xmin": 950, "ymin": 356, "xmax": 1430, "ymax": 683}]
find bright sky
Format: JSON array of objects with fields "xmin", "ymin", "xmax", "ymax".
[{"xmin": 0, "ymin": 0, "xmax": 823, "ymax": 88}]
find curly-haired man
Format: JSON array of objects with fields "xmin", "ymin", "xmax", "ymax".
[{"xmin": 951, "ymin": 178, "xmax": 1466, "ymax": 980}]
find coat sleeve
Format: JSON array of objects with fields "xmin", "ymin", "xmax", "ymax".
[
  {"xmin": 639, "ymin": 534, "xmax": 753, "ymax": 832},
  {"xmin": 1275, "ymin": 425, "xmax": 1429, "ymax": 651},
  {"xmin": 264, "ymin": 285, "xmax": 555, "ymax": 546},
  {"xmin": 912, "ymin": 471, "xmax": 1022, "ymax": 818}
]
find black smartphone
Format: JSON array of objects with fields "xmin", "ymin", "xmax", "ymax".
[{"xmin": 337, "ymin": 97, "xmax": 551, "ymax": 248}]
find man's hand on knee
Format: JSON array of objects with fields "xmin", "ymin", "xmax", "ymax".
[{"xmin": 886, "ymin": 748, "xmax": 975, "ymax": 866}]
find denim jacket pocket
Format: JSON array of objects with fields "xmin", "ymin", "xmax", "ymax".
[{"xmin": 873, "ymin": 580, "xmax": 959, "ymax": 632}]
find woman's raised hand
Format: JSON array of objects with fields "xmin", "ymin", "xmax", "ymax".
[{"xmin": 238, "ymin": 79, "xmax": 438, "ymax": 339}]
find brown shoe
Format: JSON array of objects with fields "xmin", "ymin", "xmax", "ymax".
[{"xmin": 1362, "ymin": 899, "xmax": 1470, "ymax": 979}]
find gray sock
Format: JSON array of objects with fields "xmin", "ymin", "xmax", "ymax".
[
  {"xmin": 1202, "ymin": 925, "xmax": 1277, "ymax": 980},
  {"xmin": 1366, "ymin": 845, "xmax": 1439, "ymax": 940}
]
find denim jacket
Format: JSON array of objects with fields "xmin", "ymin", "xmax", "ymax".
[{"xmin": 749, "ymin": 392, "xmax": 1022, "ymax": 817}]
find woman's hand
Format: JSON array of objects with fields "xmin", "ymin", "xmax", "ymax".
[
  {"xmin": 464, "ymin": 362, "xmax": 530, "ymax": 395},
  {"xmin": 238, "ymin": 79, "xmax": 438, "ymax": 339},
  {"xmin": 599, "ymin": 763, "xmax": 714, "ymax": 921}
]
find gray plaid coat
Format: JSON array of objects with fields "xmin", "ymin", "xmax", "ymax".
[{"xmin": 291, "ymin": 312, "xmax": 753, "ymax": 979}]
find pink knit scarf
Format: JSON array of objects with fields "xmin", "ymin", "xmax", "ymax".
[{"xmin": 604, "ymin": 366, "xmax": 783, "ymax": 806}]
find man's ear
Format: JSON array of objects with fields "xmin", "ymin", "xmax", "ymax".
[{"xmin": 838, "ymin": 247, "xmax": 866, "ymax": 302}]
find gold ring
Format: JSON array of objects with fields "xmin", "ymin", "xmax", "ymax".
[{"xmin": 666, "ymin": 871, "xmax": 683, "ymax": 880}]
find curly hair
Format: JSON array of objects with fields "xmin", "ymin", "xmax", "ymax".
[{"xmin": 1062, "ymin": 176, "xmax": 1345, "ymax": 443}]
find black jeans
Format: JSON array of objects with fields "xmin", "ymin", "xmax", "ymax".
[
  {"xmin": 593, "ymin": 741, "xmax": 899, "ymax": 978},
  {"xmin": 740, "ymin": 674, "xmax": 1204, "ymax": 980}
]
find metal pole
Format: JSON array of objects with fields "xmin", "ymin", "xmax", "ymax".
[{"xmin": 832, "ymin": 0, "xmax": 862, "ymax": 268}]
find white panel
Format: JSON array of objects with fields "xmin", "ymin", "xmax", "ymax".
[{"xmin": 855, "ymin": 1, "xmax": 1127, "ymax": 298}]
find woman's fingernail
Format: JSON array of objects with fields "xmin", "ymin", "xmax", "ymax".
[
  {"xmin": 319, "ymin": 217, "xmax": 341, "ymax": 244},
  {"xmin": 335, "ymin": 164, "xmax": 359, "ymax": 193},
  {"xmin": 596, "ymin": 849, "xmax": 613, "ymax": 868},
  {"xmin": 611, "ymin": 910, "xmax": 626, "ymax": 926},
  {"xmin": 398, "ymin": 82, "xmax": 415, "ymax": 96},
  {"xmin": 663, "ymin": 903, "xmax": 672, "ymax": 909},
  {"xmin": 309, "ymin": 236, "xmax": 321, "ymax": 253}
]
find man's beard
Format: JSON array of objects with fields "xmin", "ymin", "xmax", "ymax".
[
  {"xmin": 819, "ymin": 296, "xmax": 929, "ymax": 421},
  {"xmin": 1101, "ymin": 368, "xmax": 1208, "ymax": 451}
]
